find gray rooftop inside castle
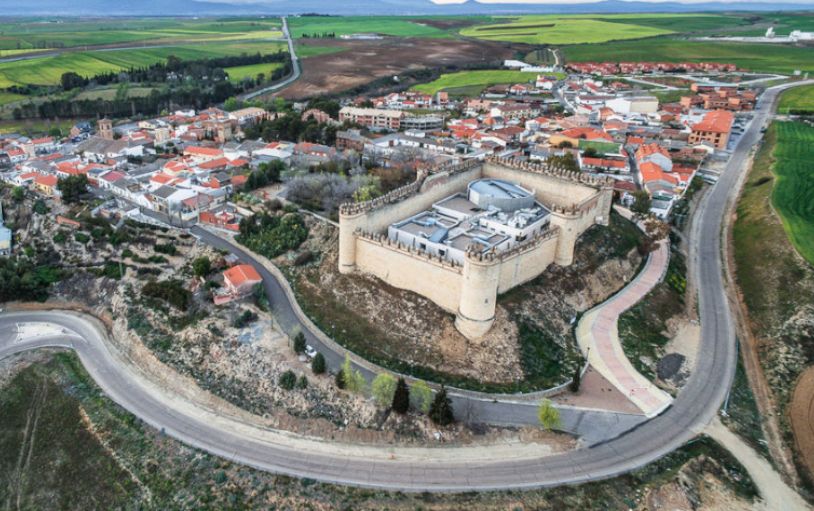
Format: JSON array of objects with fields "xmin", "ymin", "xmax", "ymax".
[{"xmin": 388, "ymin": 178, "xmax": 551, "ymax": 263}]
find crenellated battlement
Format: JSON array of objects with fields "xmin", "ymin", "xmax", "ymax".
[
  {"xmin": 339, "ymin": 160, "xmax": 480, "ymax": 216},
  {"xmin": 464, "ymin": 226, "xmax": 560, "ymax": 264},
  {"xmin": 484, "ymin": 155, "xmax": 614, "ymax": 189},
  {"xmin": 356, "ymin": 228, "xmax": 464, "ymax": 271}
]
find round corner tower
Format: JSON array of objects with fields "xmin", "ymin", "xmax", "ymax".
[{"xmin": 455, "ymin": 250, "xmax": 501, "ymax": 339}]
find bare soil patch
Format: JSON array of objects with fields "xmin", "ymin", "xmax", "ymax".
[
  {"xmin": 280, "ymin": 37, "xmax": 524, "ymax": 99},
  {"xmin": 790, "ymin": 365, "xmax": 814, "ymax": 482}
]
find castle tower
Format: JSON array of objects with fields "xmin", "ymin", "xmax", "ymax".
[
  {"xmin": 455, "ymin": 250, "xmax": 501, "ymax": 339},
  {"xmin": 549, "ymin": 211, "xmax": 579, "ymax": 266},
  {"xmin": 98, "ymin": 118, "xmax": 113, "ymax": 140},
  {"xmin": 338, "ymin": 207, "xmax": 365, "ymax": 274}
]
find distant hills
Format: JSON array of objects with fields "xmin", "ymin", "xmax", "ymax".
[{"xmin": 5, "ymin": 0, "xmax": 812, "ymax": 17}]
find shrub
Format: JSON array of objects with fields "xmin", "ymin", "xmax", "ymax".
[
  {"xmin": 233, "ymin": 309, "xmax": 257, "ymax": 329},
  {"xmin": 392, "ymin": 378, "xmax": 410, "ymax": 414},
  {"xmin": 538, "ymin": 399, "xmax": 561, "ymax": 431},
  {"xmin": 411, "ymin": 380, "xmax": 433, "ymax": 414},
  {"xmin": 33, "ymin": 200, "xmax": 48, "ymax": 215},
  {"xmin": 341, "ymin": 353, "xmax": 366, "ymax": 394},
  {"xmin": 334, "ymin": 370, "xmax": 346, "ymax": 389},
  {"xmin": 297, "ymin": 375, "xmax": 308, "ymax": 389},
  {"xmin": 292, "ymin": 331, "xmax": 306, "ymax": 354},
  {"xmin": 429, "ymin": 386, "xmax": 454, "ymax": 426},
  {"xmin": 371, "ymin": 373, "xmax": 397, "ymax": 408},
  {"xmin": 294, "ymin": 250, "xmax": 314, "ymax": 266},
  {"xmin": 192, "ymin": 256, "xmax": 212, "ymax": 277},
  {"xmin": 237, "ymin": 212, "xmax": 308, "ymax": 260},
  {"xmin": 53, "ymin": 231, "xmax": 67, "ymax": 244},
  {"xmin": 74, "ymin": 232, "xmax": 90, "ymax": 243},
  {"xmin": 154, "ymin": 243, "xmax": 177, "ymax": 256},
  {"xmin": 279, "ymin": 370, "xmax": 297, "ymax": 390},
  {"xmin": 311, "ymin": 352, "xmax": 326, "ymax": 374},
  {"xmin": 142, "ymin": 279, "xmax": 192, "ymax": 310}
]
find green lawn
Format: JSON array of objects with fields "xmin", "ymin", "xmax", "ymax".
[
  {"xmin": 0, "ymin": 18, "xmax": 282, "ymax": 50},
  {"xmin": 225, "ymin": 62, "xmax": 283, "ymax": 81},
  {"xmin": 413, "ymin": 69, "xmax": 563, "ymax": 95},
  {"xmin": 770, "ymin": 121, "xmax": 814, "ymax": 265},
  {"xmin": 0, "ymin": 41, "xmax": 287, "ymax": 86},
  {"xmin": 563, "ymin": 38, "xmax": 814, "ymax": 75},
  {"xmin": 289, "ymin": 16, "xmax": 450, "ymax": 39},
  {"xmin": 460, "ymin": 14, "xmax": 680, "ymax": 44},
  {"xmin": 295, "ymin": 45, "xmax": 347, "ymax": 58},
  {"xmin": 778, "ymin": 84, "xmax": 814, "ymax": 114}
]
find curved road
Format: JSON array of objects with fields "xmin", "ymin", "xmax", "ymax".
[{"xmin": 0, "ymin": 81, "xmax": 809, "ymax": 491}]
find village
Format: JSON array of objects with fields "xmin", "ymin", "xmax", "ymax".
[{"xmin": 0, "ymin": 58, "xmax": 760, "ymax": 251}]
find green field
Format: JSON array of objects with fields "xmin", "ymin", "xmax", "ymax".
[
  {"xmin": 74, "ymin": 86, "xmax": 156, "ymax": 101},
  {"xmin": 289, "ymin": 16, "xmax": 452, "ymax": 38},
  {"xmin": 0, "ymin": 91, "xmax": 25, "ymax": 106},
  {"xmin": 770, "ymin": 121, "xmax": 814, "ymax": 265},
  {"xmin": 0, "ymin": 18, "xmax": 282, "ymax": 51},
  {"xmin": 413, "ymin": 69, "xmax": 563, "ymax": 94},
  {"xmin": 460, "ymin": 15, "xmax": 675, "ymax": 44},
  {"xmin": 563, "ymin": 39, "xmax": 814, "ymax": 75},
  {"xmin": 295, "ymin": 45, "xmax": 347, "ymax": 58},
  {"xmin": 225, "ymin": 62, "xmax": 284, "ymax": 81},
  {"xmin": 0, "ymin": 41, "xmax": 287, "ymax": 86},
  {"xmin": 778, "ymin": 84, "xmax": 814, "ymax": 114}
]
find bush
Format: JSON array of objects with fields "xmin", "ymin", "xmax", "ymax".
[
  {"xmin": 371, "ymin": 373, "xmax": 397, "ymax": 408},
  {"xmin": 392, "ymin": 378, "xmax": 410, "ymax": 414},
  {"xmin": 334, "ymin": 370, "xmax": 346, "ymax": 389},
  {"xmin": 53, "ymin": 231, "xmax": 67, "ymax": 244},
  {"xmin": 297, "ymin": 375, "xmax": 308, "ymax": 389},
  {"xmin": 192, "ymin": 256, "xmax": 212, "ymax": 277},
  {"xmin": 279, "ymin": 370, "xmax": 297, "ymax": 390},
  {"xmin": 74, "ymin": 232, "xmax": 90, "ymax": 243},
  {"xmin": 154, "ymin": 243, "xmax": 177, "ymax": 256},
  {"xmin": 311, "ymin": 352, "xmax": 326, "ymax": 374},
  {"xmin": 429, "ymin": 386, "xmax": 454, "ymax": 426},
  {"xmin": 294, "ymin": 250, "xmax": 315, "ymax": 266},
  {"xmin": 411, "ymin": 380, "xmax": 433, "ymax": 414},
  {"xmin": 236, "ymin": 212, "xmax": 308, "ymax": 260},
  {"xmin": 33, "ymin": 200, "xmax": 48, "ymax": 215},
  {"xmin": 233, "ymin": 309, "xmax": 258, "ymax": 328},
  {"xmin": 142, "ymin": 279, "xmax": 192, "ymax": 310},
  {"xmin": 292, "ymin": 331, "xmax": 306, "ymax": 354},
  {"xmin": 341, "ymin": 353, "xmax": 366, "ymax": 394}
]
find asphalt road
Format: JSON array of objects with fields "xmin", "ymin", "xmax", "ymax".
[
  {"xmin": 240, "ymin": 17, "xmax": 300, "ymax": 101},
  {"xmin": 1, "ymin": 80, "xmax": 809, "ymax": 491}
]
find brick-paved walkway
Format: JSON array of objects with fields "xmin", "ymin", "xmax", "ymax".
[{"xmin": 576, "ymin": 231, "xmax": 673, "ymax": 418}]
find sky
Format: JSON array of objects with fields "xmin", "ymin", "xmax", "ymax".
[{"xmin": 430, "ymin": 0, "xmax": 813, "ymax": 3}]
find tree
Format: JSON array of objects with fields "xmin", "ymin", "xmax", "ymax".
[
  {"xmin": 57, "ymin": 174, "xmax": 88, "ymax": 204},
  {"xmin": 60, "ymin": 71, "xmax": 86, "ymax": 91},
  {"xmin": 11, "ymin": 186, "xmax": 24, "ymax": 202},
  {"xmin": 292, "ymin": 331, "xmax": 306, "ymax": 354},
  {"xmin": 631, "ymin": 190, "xmax": 652, "ymax": 216},
  {"xmin": 582, "ymin": 147, "xmax": 598, "ymax": 158},
  {"xmin": 411, "ymin": 380, "xmax": 432, "ymax": 413},
  {"xmin": 569, "ymin": 364, "xmax": 582, "ymax": 393},
  {"xmin": 334, "ymin": 369, "xmax": 346, "ymax": 389},
  {"xmin": 341, "ymin": 353, "xmax": 366, "ymax": 393},
  {"xmin": 537, "ymin": 399, "xmax": 561, "ymax": 431},
  {"xmin": 297, "ymin": 375, "xmax": 308, "ymax": 389},
  {"xmin": 429, "ymin": 386, "xmax": 454, "ymax": 426},
  {"xmin": 392, "ymin": 378, "xmax": 410, "ymax": 414},
  {"xmin": 192, "ymin": 256, "xmax": 211, "ymax": 277},
  {"xmin": 311, "ymin": 352, "xmax": 326, "ymax": 374},
  {"xmin": 279, "ymin": 370, "xmax": 297, "ymax": 390},
  {"xmin": 371, "ymin": 373, "xmax": 397, "ymax": 408}
]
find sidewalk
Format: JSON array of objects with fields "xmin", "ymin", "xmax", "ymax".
[{"xmin": 576, "ymin": 212, "xmax": 673, "ymax": 418}]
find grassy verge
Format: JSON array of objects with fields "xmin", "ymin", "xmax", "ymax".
[
  {"xmin": 722, "ymin": 355, "xmax": 770, "ymax": 459},
  {"xmin": 0, "ymin": 352, "xmax": 757, "ymax": 508},
  {"xmin": 778, "ymin": 84, "xmax": 814, "ymax": 114}
]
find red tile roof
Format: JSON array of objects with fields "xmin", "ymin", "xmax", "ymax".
[
  {"xmin": 223, "ymin": 264, "xmax": 262, "ymax": 288},
  {"xmin": 692, "ymin": 110, "xmax": 734, "ymax": 134}
]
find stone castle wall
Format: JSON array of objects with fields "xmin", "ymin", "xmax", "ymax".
[{"xmin": 338, "ymin": 158, "xmax": 614, "ymax": 339}]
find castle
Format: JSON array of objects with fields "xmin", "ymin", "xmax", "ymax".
[{"xmin": 338, "ymin": 157, "xmax": 614, "ymax": 339}]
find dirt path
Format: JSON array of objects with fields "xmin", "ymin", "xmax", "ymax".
[
  {"xmin": 723, "ymin": 138, "xmax": 800, "ymax": 485},
  {"xmin": 706, "ymin": 419, "xmax": 810, "ymax": 511}
]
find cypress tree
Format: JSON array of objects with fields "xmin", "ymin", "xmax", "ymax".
[
  {"xmin": 392, "ymin": 377, "xmax": 410, "ymax": 414},
  {"xmin": 429, "ymin": 386, "xmax": 454, "ymax": 426}
]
